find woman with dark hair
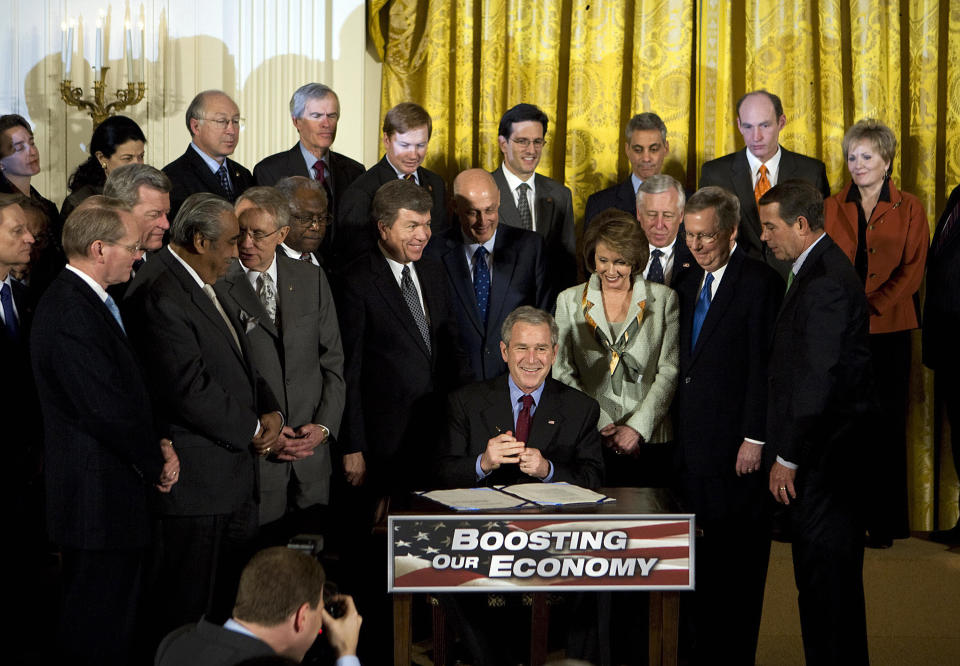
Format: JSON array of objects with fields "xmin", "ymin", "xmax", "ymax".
[
  {"xmin": 60, "ymin": 115, "xmax": 146, "ymax": 219},
  {"xmin": 0, "ymin": 114, "xmax": 59, "ymax": 232},
  {"xmin": 824, "ymin": 118, "xmax": 929, "ymax": 548},
  {"xmin": 554, "ymin": 208, "xmax": 679, "ymax": 487}
]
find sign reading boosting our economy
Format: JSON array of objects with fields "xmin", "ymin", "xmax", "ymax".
[{"xmin": 388, "ymin": 514, "xmax": 695, "ymax": 592}]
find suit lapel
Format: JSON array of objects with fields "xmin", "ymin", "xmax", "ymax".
[
  {"xmin": 732, "ymin": 150, "xmax": 760, "ymax": 234},
  {"xmin": 275, "ymin": 258, "xmax": 302, "ymax": 339},
  {"xmin": 225, "ymin": 263, "xmax": 278, "ymax": 339},
  {"xmin": 616, "ymin": 178, "xmax": 636, "ymax": 213},
  {"xmin": 440, "ymin": 232, "xmax": 484, "ymax": 334},
  {"xmin": 493, "ymin": 168, "xmax": 522, "ymax": 227},
  {"xmin": 534, "ymin": 174, "xmax": 556, "ymax": 236},
  {"xmin": 285, "ymin": 143, "xmax": 310, "ymax": 179},
  {"xmin": 482, "ymin": 376, "xmax": 517, "ymax": 437},
  {"xmin": 63, "ymin": 270, "xmax": 130, "ymax": 345},
  {"xmin": 690, "ymin": 250, "xmax": 741, "ymax": 362},
  {"xmin": 487, "ymin": 229, "xmax": 519, "ymax": 334},
  {"xmin": 184, "ymin": 147, "xmax": 229, "ymax": 198},
  {"xmin": 371, "ymin": 252, "xmax": 431, "ymax": 359},
  {"xmin": 526, "ymin": 380, "xmax": 563, "ymax": 454}
]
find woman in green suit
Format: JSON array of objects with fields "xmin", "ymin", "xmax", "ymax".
[{"xmin": 554, "ymin": 209, "xmax": 679, "ymax": 486}]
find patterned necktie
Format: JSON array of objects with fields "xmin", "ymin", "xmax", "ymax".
[
  {"xmin": 933, "ymin": 199, "xmax": 960, "ymax": 255},
  {"xmin": 400, "ymin": 265, "xmax": 431, "ymax": 353},
  {"xmin": 1, "ymin": 282, "xmax": 20, "ymax": 340},
  {"xmin": 691, "ymin": 273, "xmax": 713, "ymax": 350},
  {"xmin": 104, "ymin": 294, "xmax": 126, "ymax": 335},
  {"xmin": 312, "ymin": 160, "xmax": 326, "ymax": 185},
  {"xmin": 403, "ymin": 172, "xmax": 416, "ymax": 182},
  {"xmin": 217, "ymin": 163, "xmax": 234, "ymax": 199},
  {"xmin": 647, "ymin": 248, "xmax": 665, "ymax": 284},
  {"xmin": 786, "ymin": 270, "xmax": 796, "ymax": 292},
  {"xmin": 515, "ymin": 394, "xmax": 535, "ymax": 444},
  {"xmin": 473, "ymin": 246, "xmax": 491, "ymax": 324},
  {"xmin": 516, "ymin": 183, "xmax": 533, "ymax": 230},
  {"xmin": 202, "ymin": 284, "xmax": 242, "ymax": 351},
  {"xmin": 754, "ymin": 164, "xmax": 771, "ymax": 205},
  {"xmin": 256, "ymin": 272, "xmax": 277, "ymax": 325},
  {"xmin": 299, "ymin": 251, "xmax": 314, "ymax": 263}
]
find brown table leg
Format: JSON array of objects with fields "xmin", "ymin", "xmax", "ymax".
[
  {"xmin": 648, "ymin": 591, "xmax": 679, "ymax": 666},
  {"xmin": 530, "ymin": 593, "xmax": 549, "ymax": 665},
  {"xmin": 431, "ymin": 596, "xmax": 448, "ymax": 666},
  {"xmin": 393, "ymin": 593, "xmax": 412, "ymax": 666}
]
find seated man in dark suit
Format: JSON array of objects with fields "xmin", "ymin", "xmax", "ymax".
[
  {"xmin": 253, "ymin": 83, "xmax": 364, "ymax": 224},
  {"xmin": 492, "ymin": 103, "xmax": 577, "ymax": 290},
  {"xmin": 700, "ymin": 90, "xmax": 830, "ymax": 278},
  {"xmin": 122, "ymin": 193, "xmax": 284, "ymax": 638},
  {"xmin": 426, "ymin": 168, "xmax": 551, "ymax": 380},
  {"xmin": 217, "ymin": 186, "xmax": 345, "ymax": 541},
  {"xmin": 163, "ymin": 90, "xmax": 253, "ymax": 218},
  {"xmin": 335, "ymin": 103, "xmax": 447, "ymax": 269},
  {"xmin": 637, "ymin": 174, "xmax": 694, "ymax": 287},
  {"xmin": 156, "ymin": 546, "xmax": 362, "ymax": 666},
  {"xmin": 30, "ymin": 199, "xmax": 179, "ymax": 665},
  {"xmin": 673, "ymin": 187, "xmax": 783, "ymax": 665},
  {"xmin": 275, "ymin": 176, "xmax": 330, "ymax": 268},
  {"xmin": 584, "ymin": 111, "xmax": 670, "ymax": 228},
  {"xmin": 437, "ymin": 305, "xmax": 604, "ymax": 489}
]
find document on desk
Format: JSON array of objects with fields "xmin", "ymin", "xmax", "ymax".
[
  {"xmin": 501, "ymin": 482, "xmax": 611, "ymax": 506},
  {"xmin": 418, "ymin": 483, "xmax": 612, "ymax": 510},
  {"xmin": 419, "ymin": 487, "xmax": 532, "ymax": 510}
]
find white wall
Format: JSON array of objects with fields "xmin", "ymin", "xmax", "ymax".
[{"xmin": 0, "ymin": 0, "xmax": 382, "ymax": 206}]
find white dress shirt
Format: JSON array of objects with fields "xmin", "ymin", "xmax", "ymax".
[{"xmin": 746, "ymin": 146, "xmax": 783, "ymax": 188}]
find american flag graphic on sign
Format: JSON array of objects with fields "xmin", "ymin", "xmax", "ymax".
[{"xmin": 388, "ymin": 514, "xmax": 694, "ymax": 592}]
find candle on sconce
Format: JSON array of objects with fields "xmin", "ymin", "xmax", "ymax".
[
  {"xmin": 125, "ymin": 21, "xmax": 134, "ymax": 82},
  {"xmin": 65, "ymin": 21, "xmax": 74, "ymax": 77},
  {"xmin": 61, "ymin": 22, "xmax": 67, "ymax": 68},
  {"xmin": 95, "ymin": 18, "xmax": 103, "ymax": 80},
  {"xmin": 139, "ymin": 21, "xmax": 145, "ymax": 82}
]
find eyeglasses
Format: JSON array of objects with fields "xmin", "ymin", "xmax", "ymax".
[
  {"xmin": 107, "ymin": 240, "xmax": 143, "ymax": 255},
  {"xmin": 291, "ymin": 214, "xmax": 331, "ymax": 229},
  {"xmin": 202, "ymin": 116, "xmax": 245, "ymax": 130},
  {"xmin": 239, "ymin": 227, "xmax": 285, "ymax": 244},
  {"xmin": 510, "ymin": 138, "xmax": 547, "ymax": 148},
  {"xmin": 684, "ymin": 230, "xmax": 722, "ymax": 245}
]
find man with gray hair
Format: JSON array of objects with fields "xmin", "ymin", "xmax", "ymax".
[
  {"xmin": 636, "ymin": 173, "xmax": 694, "ymax": 286},
  {"xmin": 436, "ymin": 305, "xmax": 603, "ymax": 489},
  {"xmin": 122, "ymin": 192, "xmax": 284, "ymax": 639},
  {"xmin": 254, "ymin": 83, "xmax": 364, "ymax": 221},
  {"xmin": 31, "ymin": 197, "xmax": 179, "ymax": 664},
  {"xmin": 673, "ymin": 186, "xmax": 783, "ymax": 664},
  {"xmin": 163, "ymin": 90, "xmax": 254, "ymax": 218},
  {"xmin": 216, "ymin": 186, "xmax": 345, "ymax": 540},
  {"xmin": 584, "ymin": 112, "xmax": 671, "ymax": 227}
]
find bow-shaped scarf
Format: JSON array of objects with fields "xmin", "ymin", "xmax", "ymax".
[{"xmin": 581, "ymin": 283, "xmax": 646, "ymax": 396}]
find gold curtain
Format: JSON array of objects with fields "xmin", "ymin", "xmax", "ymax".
[{"xmin": 371, "ymin": 0, "xmax": 960, "ymax": 530}]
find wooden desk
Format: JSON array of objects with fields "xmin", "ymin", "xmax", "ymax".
[{"xmin": 387, "ymin": 487, "xmax": 692, "ymax": 665}]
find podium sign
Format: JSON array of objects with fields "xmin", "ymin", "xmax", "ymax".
[{"xmin": 388, "ymin": 513, "xmax": 695, "ymax": 593}]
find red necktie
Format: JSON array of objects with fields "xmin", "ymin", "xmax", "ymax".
[
  {"xmin": 312, "ymin": 160, "xmax": 326, "ymax": 185},
  {"xmin": 515, "ymin": 394, "xmax": 534, "ymax": 444}
]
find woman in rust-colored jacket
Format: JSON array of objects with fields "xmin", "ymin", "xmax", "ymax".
[{"xmin": 824, "ymin": 118, "xmax": 928, "ymax": 548}]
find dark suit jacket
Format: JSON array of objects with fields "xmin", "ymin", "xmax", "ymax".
[
  {"xmin": 253, "ymin": 142, "xmax": 363, "ymax": 206},
  {"xmin": 333, "ymin": 156, "xmax": 447, "ymax": 270},
  {"xmin": 922, "ymin": 183, "xmax": 960, "ymax": 372},
  {"xmin": 155, "ymin": 618, "xmax": 274, "ymax": 666},
  {"xmin": 699, "ymin": 147, "xmax": 830, "ymax": 278},
  {"xmin": 122, "ymin": 248, "xmax": 281, "ymax": 516},
  {"xmin": 31, "ymin": 269, "xmax": 164, "ymax": 549},
  {"xmin": 334, "ymin": 250, "xmax": 471, "ymax": 488},
  {"xmin": 491, "ymin": 167, "xmax": 578, "ymax": 290},
  {"xmin": 765, "ymin": 234, "xmax": 872, "ymax": 471},
  {"xmin": 436, "ymin": 376, "xmax": 604, "ymax": 489},
  {"xmin": 424, "ymin": 223, "xmax": 552, "ymax": 380},
  {"xmin": 584, "ymin": 177, "xmax": 636, "ymax": 228},
  {"xmin": 162, "ymin": 145, "xmax": 254, "ymax": 218},
  {"xmin": 217, "ymin": 255, "xmax": 345, "ymax": 507},
  {"xmin": 674, "ymin": 248, "xmax": 783, "ymax": 478}
]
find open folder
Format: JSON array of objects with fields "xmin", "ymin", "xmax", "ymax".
[{"xmin": 416, "ymin": 482, "xmax": 614, "ymax": 511}]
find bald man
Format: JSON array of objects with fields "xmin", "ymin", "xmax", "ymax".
[{"xmin": 425, "ymin": 168, "xmax": 552, "ymax": 380}]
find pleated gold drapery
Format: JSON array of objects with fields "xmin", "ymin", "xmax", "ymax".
[{"xmin": 371, "ymin": 0, "xmax": 960, "ymax": 530}]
